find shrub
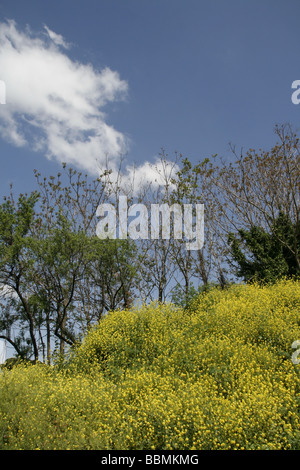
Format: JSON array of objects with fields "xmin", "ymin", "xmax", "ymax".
[{"xmin": 0, "ymin": 279, "xmax": 300, "ymax": 449}]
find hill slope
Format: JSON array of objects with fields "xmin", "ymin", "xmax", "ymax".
[{"xmin": 1, "ymin": 279, "xmax": 300, "ymax": 449}]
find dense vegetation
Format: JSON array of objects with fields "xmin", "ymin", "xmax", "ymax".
[
  {"xmin": 0, "ymin": 123, "xmax": 299, "ymax": 362},
  {"xmin": 1, "ymin": 279, "xmax": 300, "ymax": 450},
  {"xmin": 0, "ymin": 123, "xmax": 299, "ymax": 450}
]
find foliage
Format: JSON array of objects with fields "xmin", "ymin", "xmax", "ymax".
[
  {"xmin": 0, "ymin": 172, "xmax": 139, "ymax": 361},
  {"xmin": 228, "ymin": 212, "xmax": 300, "ymax": 283},
  {"xmin": 0, "ymin": 123, "xmax": 299, "ymax": 360},
  {"xmin": 170, "ymin": 281, "xmax": 221, "ymax": 309},
  {"xmin": 0, "ymin": 279, "xmax": 300, "ymax": 450}
]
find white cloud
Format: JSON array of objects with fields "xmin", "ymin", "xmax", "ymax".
[
  {"xmin": 43, "ymin": 24, "xmax": 70, "ymax": 49},
  {"xmin": 0, "ymin": 20, "xmax": 129, "ymax": 174},
  {"xmin": 105, "ymin": 156, "xmax": 180, "ymax": 197},
  {"xmin": 0, "ymin": 20, "xmax": 179, "ymax": 195}
]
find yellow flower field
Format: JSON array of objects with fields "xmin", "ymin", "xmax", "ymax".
[{"xmin": 0, "ymin": 279, "xmax": 300, "ymax": 450}]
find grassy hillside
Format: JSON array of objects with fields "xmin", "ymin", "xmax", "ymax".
[{"xmin": 1, "ymin": 279, "xmax": 300, "ymax": 450}]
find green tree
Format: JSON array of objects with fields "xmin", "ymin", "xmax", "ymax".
[
  {"xmin": 0, "ymin": 191, "xmax": 41, "ymax": 360},
  {"xmin": 172, "ymin": 123, "xmax": 299, "ymax": 285},
  {"xmin": 0, "ymin": 167, "xmax": 141, "ymax": 362},
  {"xmin": 228, "ymin": 212, "xmax": 300, "ymax": 283}
]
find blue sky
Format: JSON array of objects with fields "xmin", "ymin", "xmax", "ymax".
[{"xmin": 0, "ymin": 0, "xmax": 299, "ymax": 199}]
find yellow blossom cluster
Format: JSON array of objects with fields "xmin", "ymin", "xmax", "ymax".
[{"xmin": 0, "ymin": 278, "xmax": 300, "ymax": 449}]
